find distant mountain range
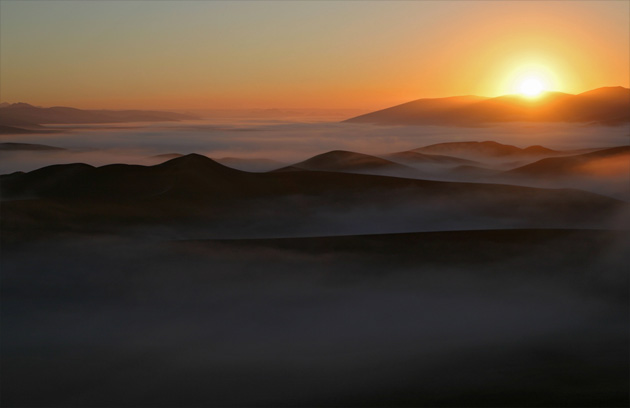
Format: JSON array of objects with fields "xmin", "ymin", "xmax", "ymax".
[
  {"xmin": 344, "ymin": 86, "xmax": 630, "ymax": 126},
  {"xmin": 0, "ymin": 103, "xmax": 198, "ymax": 133}
]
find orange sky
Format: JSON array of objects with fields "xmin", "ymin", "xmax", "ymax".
[{"xmin": 1, "ymin": 1, "xmax": 628, "ymax": 110}]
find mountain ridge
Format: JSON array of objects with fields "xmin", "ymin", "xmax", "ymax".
[
  {"xmin": 344, "ymin": 86, "xmax": 630, "ymax": 126},
  {"xmin": 0, "ymin": 103, "xmax": 199, "ymax": 131}
]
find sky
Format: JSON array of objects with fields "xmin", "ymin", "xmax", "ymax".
[{"xmin": 1, "ymin": 0, "xmax": 628, "ymax": 110}]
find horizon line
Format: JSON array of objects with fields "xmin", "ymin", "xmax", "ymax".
[{"xmin": 2, "ymin": 85, "xmax": 627, "ymax": 112}]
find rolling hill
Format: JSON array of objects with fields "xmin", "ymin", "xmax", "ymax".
[
  {"xmin": 274, "ymin": 150, "xmax": 418, "ymax": 176},
  {"xmin": 149, "ymin": 154, "xmax": 285, "ymax": 172},
  {"xmin": 2, "ymin": 154, "xmax": 625, "ymax": 243}
]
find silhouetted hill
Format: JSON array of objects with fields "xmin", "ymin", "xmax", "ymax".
[
  {"xmin": 276, "ymin": 150, "xmax": 416, "ymax": 175},
  {"xmin": 344, "ymin": 87, "xmax": 630, "ymax": 126},
  {"xmin": 149, "ymin": 154, "xmax": 284, "ymax": 172},
  {"xmin": 0, "ymin": 103, "xmax": 198, "ymax": 127},
  {"xmin": 2, "ymin": 154, "xmax": 625, "ymax": 243}
]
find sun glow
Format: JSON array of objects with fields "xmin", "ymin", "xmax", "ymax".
[
  {"xmin": 519, "ymin": 77, "xmax": 545, "ymax": 97},
  {"xmin": 504, "ymin": 62, "xmax": 560, "ymax": 98}
]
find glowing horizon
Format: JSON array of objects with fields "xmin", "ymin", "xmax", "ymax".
[{"xmin": 1, "ymin": 1, "xmax": 628, "ymax": 110}]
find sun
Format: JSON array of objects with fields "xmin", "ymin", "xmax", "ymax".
[
  {"xmin": 503, "ymin": 62, "xmax": 559, "ymax": 98},
  {"xmin": 519, "ymin": 77, "xmax": 546, "ymax": 97}
]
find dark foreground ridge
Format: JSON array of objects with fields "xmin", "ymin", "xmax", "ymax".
[{"xmin": 1, "ymin": 153, "xmax": 627, "ymax": 245}]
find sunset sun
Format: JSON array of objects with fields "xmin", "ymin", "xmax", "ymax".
[
  {"xmin": 505, "ymin": 64, "xmax": 557, "ymax": 98},
  {"xmin": 519, "ymin": 77, "xmax": 545, "ymax": 97}
]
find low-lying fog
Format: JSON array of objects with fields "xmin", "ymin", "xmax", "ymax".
[
  {"xmin": 3, "ymin": 231, "xmax": 628, "ymax": 406},
  {"xmin": 2, "ymin": 117, "xmax": 628, "ymax": 406},
  {"xmin": 1, "ymin": 119, "xmax": 628, "ymax": 173}
]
